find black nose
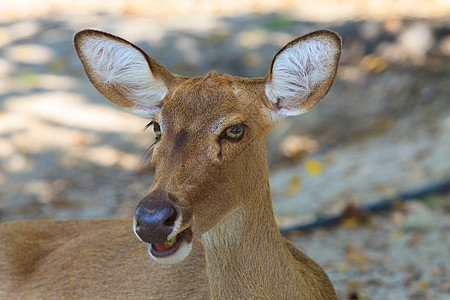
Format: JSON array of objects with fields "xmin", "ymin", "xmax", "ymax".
[{"xmin": 134, "ymin": 191, "xmax": 178, "ymax": 243}]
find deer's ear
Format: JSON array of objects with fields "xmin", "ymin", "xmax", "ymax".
[
  {"xmin": 265, "ymin": 30, "xmax": 341, "ymax": 118},
  {"xmin": 74, "ymin": 29, "xmax": 175, "ymax": 117}
]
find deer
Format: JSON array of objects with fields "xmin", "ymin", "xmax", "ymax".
[{"xmin": 0, "ymin": 29, "xmax": 341, "ymax": 299}]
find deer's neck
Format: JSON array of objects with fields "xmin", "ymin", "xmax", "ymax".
[{"xmin": 202, "ymin": 180, "xmax": 303, "ymax": 299}]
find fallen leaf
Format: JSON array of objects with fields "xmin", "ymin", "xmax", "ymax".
[
  {"xmin": 412, "ymin": 280, "xmax": 431, "ymax": 289},
  {"xmin": 284, "ymin": 175, "xmax": 302, "ymax": 196},
  {"xmin": 382, "ymin": 187, "xmax": 397, "ymax": 198},
  {"xmin": 304, "ymin": 158, "xmax": 323, "ymax": 176},
  {"xmin": 347, "ymin": 280, "xmax": 362, "ymax": 290},
  {"xmin": 360, "ymin": 54, "xmax": 388, "ymax": 73},
  {"xmin": 407, "ymin": 232, "xmax": 422, "ymax": 247},
  {"xmin": 335, "ymin": 262, "xmax": 351, "ymax": 272},
  {"xmin": 345, "ymin": 247, "xmax": 372, "ymax": 271},
  {"xmin": 47, "ymin": 59, "xmax": 67, "ymax": 73},
  {"xmin": 340, "ymin": 204, "xmax": 371, "ymax": 228},
  {"xmin": 391, "ymin": 201, "xmax": 405, "ymax": 210},
  {"xmin": 391, "ymin": 229, "xmax": 403, "ymax": 240},
  {"xmin": 430, "ymin": 267, "xmax": 444, "ymax": 277},
  {"xmin": 340, "ymin": 217, "xmax": 359, "ymax": 229},
  {"xmin": 346, "ymin": 291, "xmax": 369, "ymax": 300}
]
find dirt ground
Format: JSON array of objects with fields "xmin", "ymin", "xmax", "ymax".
[{"xmin": 0, "ymin": 1, "xmax": 449, "ymax": 299}]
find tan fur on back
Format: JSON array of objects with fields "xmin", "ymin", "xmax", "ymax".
[{"xmin": 0, "ymin": 219, "xmax": 209, "ymax": 299}]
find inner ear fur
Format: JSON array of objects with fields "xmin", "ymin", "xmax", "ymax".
[
  {"xmin": 74, "ymin": 29, "xmax": 180, "ymax": 116},
  {"xmin": 265, "ymin": 30, "xmax": 342, "ymax": 117}
]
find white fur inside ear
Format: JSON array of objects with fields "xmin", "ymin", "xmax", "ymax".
[
  {"xmin": 79, "ymin": 36, "xmax": 167, "ymax": 116},
  {"xmin": 265, "ymin": 35, "xmax": 338, "ymax": 116}
]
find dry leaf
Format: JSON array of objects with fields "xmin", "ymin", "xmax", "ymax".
[
  {"xmin": 284, "ymin": 175, "xmax": 302, "ymax": 196},
  {"xmin": 407, "ymin": 232, "xmax": 422, "ymax": 247},
  {"xmin": 412, "ymin": 280, "xmax": 431, "ymax": 290},
  {"xmin": 304, "ymin": 158, "xmax": 323, "ymax": 176},
  {"xmin": 347, "ymin": 280, "xmax": 362, "ymax": 290},
  {"xmin": 347, "ymin": 292, "xmax": 369, "ymax": 300},
  {"xmin": 360, "ymin": 54, "xmax": 388, "ymax": 73},
  {"xmin": 340, "ymin": 217, "xmax": 359, "ymax": 229},
  {"xmin": 391, "ymin": 229, "xmax": 403, "ymax": 240},
  {"xmin": 345, "ymin": 247, "xmax": 372, "ymax": 271},
  {"xmin": 335, "ymin": 262, "xmax": 351, "ymax": 272},
  {"xmin": 430, "ymin": 267, "xmax": 444, "ymax": 277},
  {"xmin": 47, "ymin": 59, "xmax": 67, "ymax": 73},
  {"xmin": 340, "ymin": 204, "xmax": 371, "ymax": 228}
]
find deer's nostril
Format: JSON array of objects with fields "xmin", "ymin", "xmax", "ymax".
[{"xmin": 164, "ymin": 208, "xmax": 178, "ymax": 226}]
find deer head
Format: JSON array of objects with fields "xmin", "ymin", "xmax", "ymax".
[{"xmin": 74, "ymin": 29, "xmax": 341, "ymax": 264}]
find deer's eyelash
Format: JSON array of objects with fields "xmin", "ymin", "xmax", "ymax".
[{"xmin": 144, "ymin": 121, "xmax": 154, "ymax": 131}]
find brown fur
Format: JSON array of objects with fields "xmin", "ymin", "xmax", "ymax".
[
  {"xmin": 0, "ymin": 29, "xmax": 341, "ymax": 299},
  {"xmin": 0, "ymin": 219, "xmax": 208, "ymax": 299}
]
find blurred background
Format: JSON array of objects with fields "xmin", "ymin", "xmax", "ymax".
[{"xmin": 0, "ymin": 0, "xmax": 449, "ymax": 299}]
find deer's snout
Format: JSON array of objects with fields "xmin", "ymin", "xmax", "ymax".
[{"xmin": 134, "ymin": 191, "xmax": 178, "ymax": 244}]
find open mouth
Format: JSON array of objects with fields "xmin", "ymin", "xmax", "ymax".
[{"xmin": 150, "ymin": 227, "xmax": 192, "ymax": 258}]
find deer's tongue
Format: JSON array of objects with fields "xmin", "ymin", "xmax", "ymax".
[{"xmin": 152, "ymin": 236, "xmax": 178, "ymax": 252}]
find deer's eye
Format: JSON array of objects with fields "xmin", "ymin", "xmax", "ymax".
[
  {"xmin": 153, "ymin": 122, "xmax": 162, "ymax": 138},
  {"xmin": 221, "ymin": 124, "xmax": 246, "ymax": 140},
  {"xmin": 145, "ymin": 121, "xmax": 162, "ymax": 138}
]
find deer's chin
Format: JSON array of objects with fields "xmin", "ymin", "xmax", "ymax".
[{"xmin": 148, "ymin": 228, "xmax": 193, "ymax": 265}]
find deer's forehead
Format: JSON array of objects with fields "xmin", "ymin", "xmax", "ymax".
[
  {"xmin": 173, "ymin": 77, "xmax": 239, "ymax": 108},
  {"xmin": 160, "ymin": 77, "xmax": 246, "ymax": 129}
]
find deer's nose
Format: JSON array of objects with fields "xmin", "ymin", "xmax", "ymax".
[{"xmin": 134, "ymin": 192, "xmax": 178, "ymax": 243}]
